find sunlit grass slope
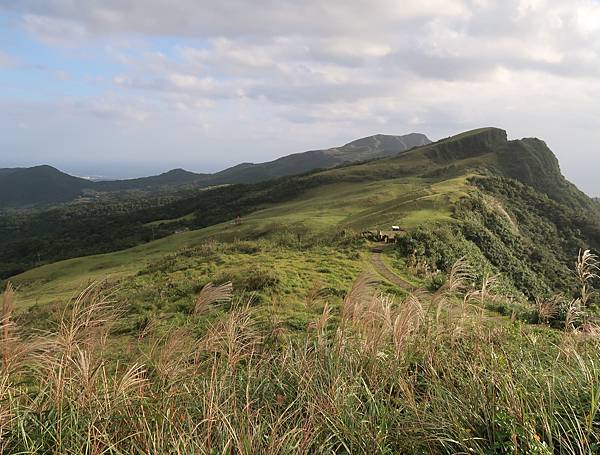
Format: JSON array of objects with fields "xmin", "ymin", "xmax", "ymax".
[
  {"xmin": 12, "ymin": 125, "xmax": 587, "ymax": 307},
  {"xmin": 11, "ymin": 175, "xmax": 471, "ymax": 306}
]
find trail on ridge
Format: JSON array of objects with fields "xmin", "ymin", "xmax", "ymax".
[{"xmin": 369, "ymin": 244, "xmax": 415, "ymax": 291}]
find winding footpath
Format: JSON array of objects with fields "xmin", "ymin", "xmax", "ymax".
[{"xmin": 369, "ymin": 244, "xmax": 416, "ymax": 291}]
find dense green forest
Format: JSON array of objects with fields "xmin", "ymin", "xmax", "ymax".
[{"xmin": 397, "ymin": 175, "xmax": 600, "ymax": 300}]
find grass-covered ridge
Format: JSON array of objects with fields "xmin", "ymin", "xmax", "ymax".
[
  {"xmin": 4, "ymin": 126, "xmax": 595, "ymax": 280},
  {"xmin": 3, "ymin": 127, "xmax": 600, "ymax": 453},
  {"xmin": 2, "ymin": 251, "xmax": 600, "ymax": 453},
  {"xmin": 6, "ymin": 127, "xmax": 600, "ymax": 313},
  {"xmin": 8, "ymin": 175, "xmax": 467, "ymax": 306}
]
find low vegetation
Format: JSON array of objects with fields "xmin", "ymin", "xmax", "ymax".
[
  {"xmin": 396, "ymin": 175, "xmax": 600, "ymax": 301},
  {"xmin": 1, "ymin": 250, "xmax": 600, "ymax": 454},
  {"xmin": 2, "ymin": 127, "xmax": 600, "ymax": 453},
  {"xmin": 6, "ymin": 126, "xmax": 598, "ymax": 285}
]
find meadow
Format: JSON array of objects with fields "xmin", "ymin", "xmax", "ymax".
[
  {"xmin": 9, "ymin": 176, "xmax": 467, "ymax": 307},
  {"xmin": 3, "ymin": 128, "xmax": 600, "ymax": 453},
  {"xmin": 2, "ymin": 251, "xmax": 599, "ymax": 454}
]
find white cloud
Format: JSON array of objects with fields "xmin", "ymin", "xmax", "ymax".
[
  {"xmin": 85, "ymin": 97, "xmax": 150, "ymax": 123},
  {"xmin": 1, "ymin": 0, "xmax": 600, "ymax": 194},
  {"xmin": 21, "ymin": 13, "xmax": 89, "ymax": 45},
  {"xmin": 4, "ymin": 0, "xmax": 470, "ymax": 37}
]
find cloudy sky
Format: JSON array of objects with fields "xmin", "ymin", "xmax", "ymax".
[{"xmin": 1, "ymin": 1, "xmax": 599, "ymax": 195}]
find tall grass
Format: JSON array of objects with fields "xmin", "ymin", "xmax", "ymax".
[{"xmin": 1, "ymin": 255, "xmax": 600, "ymax": 454}]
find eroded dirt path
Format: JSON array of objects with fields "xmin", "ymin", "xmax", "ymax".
[{"xmin": 370, "ymin": 245, "xmax": 416, "ymax": 291}]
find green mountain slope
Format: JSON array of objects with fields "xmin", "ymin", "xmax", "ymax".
[
  {"xmin": 93, "ymin": 168, "xmax": 210, "ymax": 191},
  {"xmin": 0, "ymin": 165, "xmax": 90, "ymax": 207},
  {"xmin": 0, "ymin": 133, "xmax": 430, "ymax": 208},
  {"xmin": 5, "ymin": 127, "xmax": 599, "ymax": 306},
  {"xmin": 207, "ymin": 133, "xmax": 431, "ymax": 185},
  {"xmin": 5, "ymin": 129, "xmax": 600, "ymax": 455}
]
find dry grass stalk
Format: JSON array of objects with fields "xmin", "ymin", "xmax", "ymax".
[
  {"xmin": 32, "ymin": 283, "xmax": 121, "ymax": 410},
  {"xmin": 576, "ymin": 249, "xmax": 599, "ymax": 283},
  {"xmin": 341, "ymin": 273, "xmax": 377, "ymax": 323},
  {"xmin": 315, "ymin": 302, "xmax": 331, "ymax": 344},
  {"xmin": 114, "ymin": 363, "xmax": 147, "ymax": 401},
  {"xmin": 361, "ymin": 294, "xmax": 394, "ymax": 352},
  {"xmin": 535, "ymin": 295, "xmax": 561, "ymax": 325},
  {"xmin": 304, "ymin": 280, "xmax": 327, "ymax": 309},
  {"xmin": 54, "ymin": 282, "xmax": 120, "ymax": 355},
  {"xmin": 439, "ymin": 257, "xmax": 474, "ymax": 296},
  {"xmin": 70, "ymin": 346, "xmax": 102, "ymax": 405},
  {"xmin": 430, "ymin": 256, "xmax": 473, "ymax": 314},
  {"xmin": 149, "ymin": 328, "xmax": 196, "ymax": 382},
  {"xmin": 479, "ymin": 273, "xmax": 500, "ymax": 303},
  {"xmin": 564, "ymin": 299, "xmax": 583, "ymax": 332},
  {"xmin": 393, "ymin": 294, "xmax": 424, "ymax": 356},
  {"xmin": 1, "ymin": 282, "xmax": 15, "ymax": 369},
  {"xmin": 577, "ymin": 321, "xmax": 600, "ymax": 339},
  {"xmin": 0, "ymin": 283, "xmax": 34, "ymax": 374},
  {"xmin": 575, "ymin": 249, "xmax": 599, "ymax": 307},
  {"xmin": 463, "ymin": 273, "xmax": 500, "ymax": 307},
  {"xmin": 430, "ymin": 258, "xmax": 474, "ymax": 322},
  {"xmin": 341, "ymin": 289, "xmax": 425, "ymax": 356},
  {"xmin": 0, "ymin": 374, "xmax": 13, "ymax": 444},
  {"xmin": 2, "ymin": 283, "xmax": 14, "ymax": 340},
  {"xmin": 199, "ymin": 301, "xmax": 260, "ymax": 371},
  {"xmin": 195, "ymin": 281, "xmax": 233, "ymax": 314}
]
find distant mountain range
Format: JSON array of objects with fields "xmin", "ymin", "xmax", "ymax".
[{"xmin": 0, "ymin": 133, "xmax": 430, "ymax": 208}]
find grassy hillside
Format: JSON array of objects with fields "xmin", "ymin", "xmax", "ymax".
[
  {"xmin": 3, "ymin": 239, "xmax": 600, "ymax": 453},
  {"xmin": 10, "ymin": 176, "xmax": 466, "ymax": 306},
  {"xmin": 5, "ymin": 128, "xmax": 600, "ymax": 298},
  {"xmin": 3, "ymin": 127, "xmax": 600, "ymax": 453}
]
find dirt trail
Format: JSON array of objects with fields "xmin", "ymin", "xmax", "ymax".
[{"xmin": 369, "ymin": 245, "xmax": 415, "ymax": 291}]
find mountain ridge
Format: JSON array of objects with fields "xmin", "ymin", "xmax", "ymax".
[
  {"xmin": 4, "ymin": 127, "xmax": 599, "ymax": 303},
  {"xmin": 0, "ymin": 132, "xmax": 431, "ymax": 208}
]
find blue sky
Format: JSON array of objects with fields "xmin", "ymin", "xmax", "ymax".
[{"xmin": 1, "ymin": 0, "xmax": 600, "ymax": 195}]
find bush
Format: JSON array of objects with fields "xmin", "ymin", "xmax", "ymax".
[{"xmin": 217, "ymin": 266, "xmax": 281, "ymax": 292}]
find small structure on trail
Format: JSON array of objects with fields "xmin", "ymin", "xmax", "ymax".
[
  {"xmin": 362, "ymin": 226, "xmax": 406, "ymax": 243},
  {"xmin": 377, "ymin": 226, "xmax": 406, "ymax": 243}
]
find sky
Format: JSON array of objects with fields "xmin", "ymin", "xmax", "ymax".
[{"xmin": 0, "ymin": 1, "xmax": 599, "ymax": 195}]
